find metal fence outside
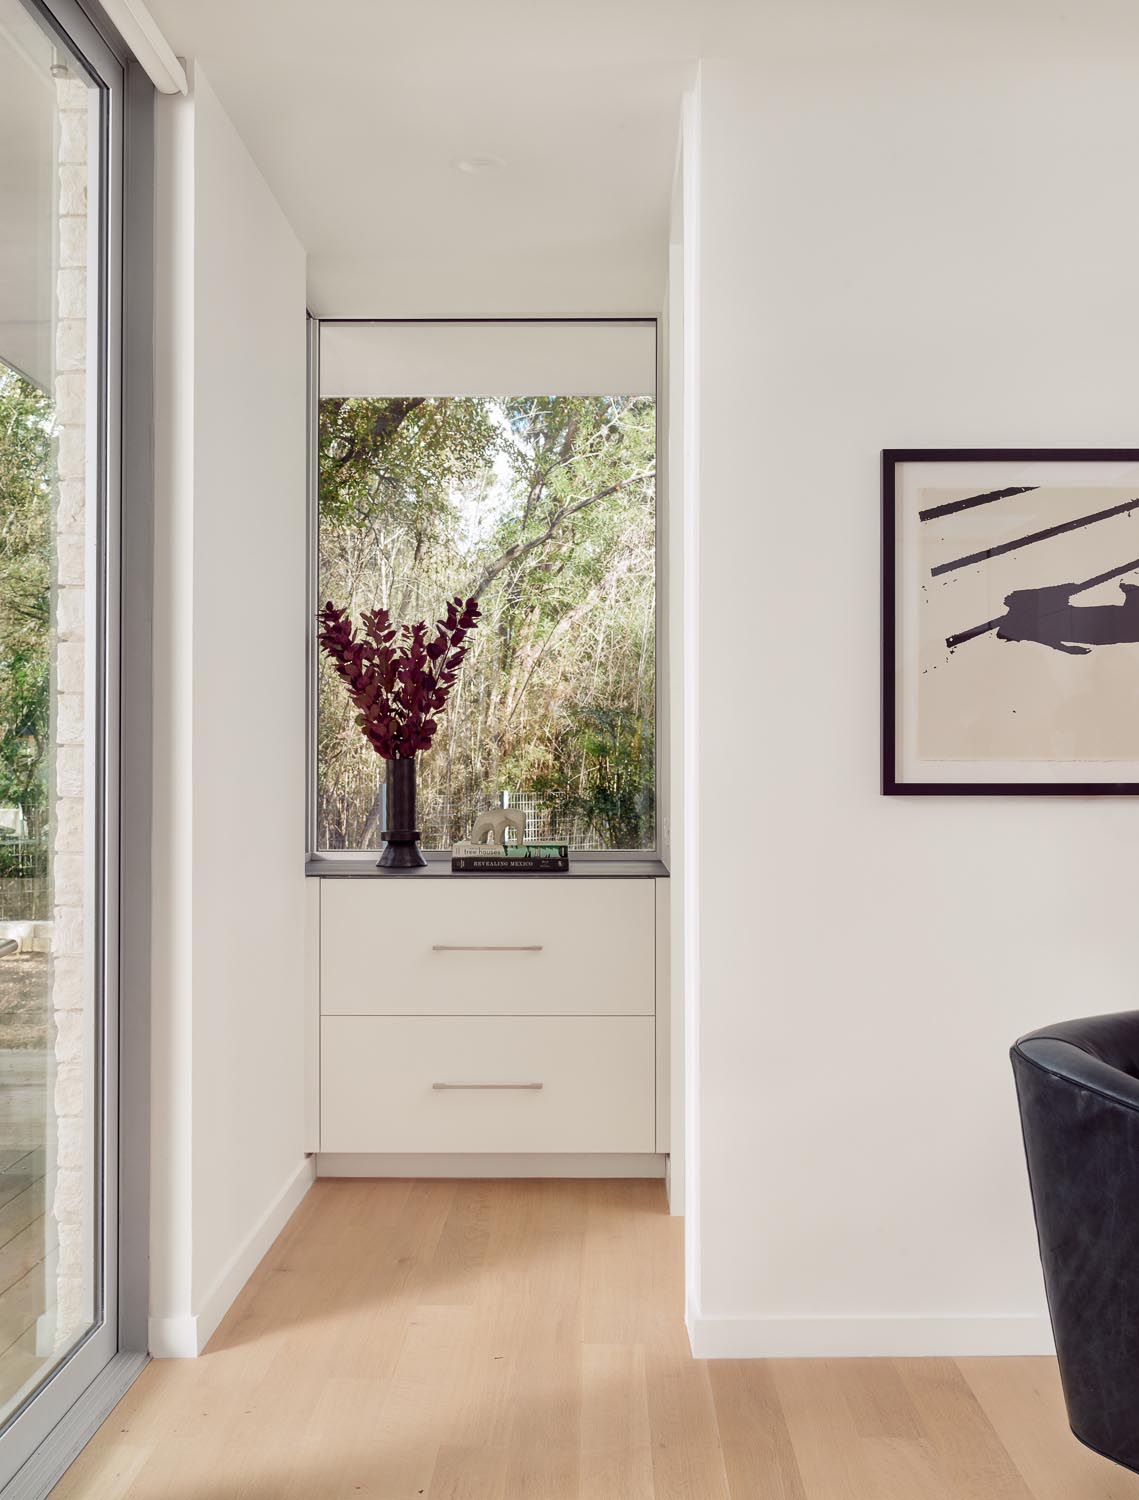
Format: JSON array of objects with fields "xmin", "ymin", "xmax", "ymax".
[
  {"xmin": 322, "ymin": 784, "xmax": 654, "ymax": 853},
  {"xmin": 418, "ymin": 790, "xmax": 604, "ymax": 852},
  {"xmin": 0, "ymin": 839, "xmax": 49, "ymax": 921}
]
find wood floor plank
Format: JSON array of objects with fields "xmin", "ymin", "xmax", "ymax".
[
  {"xmin": 47, "ymin": 1180, "xmax": 1134, "ymax": 1500},
  {"xmin": 0, "ymin": 1215, "xmax": 56, "ymax": 1297},
  {"xmin": 428, "ymin": 1444, "xmax": 508, "ymax": 1500},
  {"xmin": 644, "ymin": 1319, "xmax": 730, "ymax": 1500},
  {"xmin": 45, "ymin": 1434, "xmax": 153, "ymax": 1500},
  {"xmin": 582, "ymin": 1180, "xmax": 677, "ymax": 1345},
  {"xmin": 502, "ymin": 1213, "xmax": 584, "ymax": 1492},
  {"xmin": 707, "ymin": 1358, "xmax": 806, "ymax": 1500},
  {"xmin": 772, "ymin": 1358, "xmax": 884, "ymax": 1500},
  {"xmin": 106, "ymin": 1364, "xmax": 229, "ymax": 1500},
  {"xmin": 579, "ymin": 1343, "xmax": 654, "ymax": 1500},
  {"xmin": 2, "ymin": 1148, "xmax": 47, "ymax": 1180},
  {"xmin": 0, "ymin": 1249, "xmax": 56, "ymax": 1352},
  {"xmin": 957, "ymin": 1356, "xmax": 1139, "ymax": 1500},
  {"xmin": 833, "ymin": 1356, "xmax": 924, "ymax": 1442},
  {"xmin": 0, "ymin": 1171, "xmax": 41, "ymax": 1213},
  {"xmin": 501, "ymin": 1443, "xmax": 579, "ymax": 1500},
  {"xmin": 426, "ymin": 1179, "xmax": 495, "ymax": 1306},
  {"xmin": 444, "ymin": 1185, "xmax": 531, "ymax": 1453},
  {"xmin": 0, "ymin": 1177, "xmax": 45, "ymax": 1251},
  {"xmin": 282, "ymin": 1373, "xmax": 420, "ymax": 1500},
  {"xmin": 898, "ymin": 1357, "xmax": 1037, "ymax": 1500},
  {"xmin": 858, "ymin": 1431, "xmax": 963, "ymax": 1500},
  {"xmin": 51, "ymin": 1365, "xmax": 177, "ymax": 1498}
]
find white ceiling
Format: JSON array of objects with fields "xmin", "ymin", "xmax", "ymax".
[
  {"xmin": 146, "ymin": 0, "xmax": 1139, "ymax": 317},
  {"xmin": 145, "ymin": 0, "xmax": 700, "ymax": 316}
]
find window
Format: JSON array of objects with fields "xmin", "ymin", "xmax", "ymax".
[
  {"xmin": 0, "ymin": 0, "xmax": 126, "ymax": 1477},
  {"xmin": 313, "ymin": 321, "xmax": 658, "ymax": 854}
]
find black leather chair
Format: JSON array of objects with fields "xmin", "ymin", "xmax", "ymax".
[{"xmin": 1011, "ymin": 1011, "xmax": 1139, "ymax": 1474}]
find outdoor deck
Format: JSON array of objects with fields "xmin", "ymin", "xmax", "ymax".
[{"xmin": 0, "ymin": 955, "xmax": 56, "ymax": 1415}]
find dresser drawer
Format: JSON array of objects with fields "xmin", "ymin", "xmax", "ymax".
[
  {"xmin": 320, "ymin": 879, "xmax": 654, "ymax": 1017},
  {"xmin": 320, "ymin": 1015, "xmax": 655, "ymax": 1153}
]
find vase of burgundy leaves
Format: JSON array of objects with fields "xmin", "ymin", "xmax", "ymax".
[{"xmin": 317, "ymin": 594, "xmax": 481, "ymax": 868}]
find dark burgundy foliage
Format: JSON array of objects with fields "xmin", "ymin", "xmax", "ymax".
[{"xmin": 317, "ymin": 596, "xmax": 481, "ymax": 760}]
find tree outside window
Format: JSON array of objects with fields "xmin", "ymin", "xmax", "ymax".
[{"xmin": 317, "ymin": 392, "xmax": 657, "ymax": 851}]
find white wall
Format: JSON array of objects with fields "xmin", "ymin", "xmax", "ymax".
[
  {"xmin": 151, "ymin": 64, "xmax": 311, "ymax": 1358},
  {"xmin": 308, "ymin": 248, "xmax": 664, "ymax": 321},
  {"xmin": 688, "ymin": 49, "xmax": 1139, "ymax": 1356}
]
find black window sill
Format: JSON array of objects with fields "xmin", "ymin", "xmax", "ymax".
[{"xmin": 304, "ymin": 856, "xmax": 669, "ymax": 880}]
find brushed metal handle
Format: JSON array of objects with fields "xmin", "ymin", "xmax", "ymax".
[
  {"xmin": 432, "ymin": 1082, "xmax": 544, "ymax": 1091},
  {"xmin": 431, "ymin": 944, "xmax": 543, "ymax": 953}
]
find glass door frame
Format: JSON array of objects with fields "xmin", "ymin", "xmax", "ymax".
[{"xmin": 0, "ymin": 0, "xmax": 152, "ymax": 1489}]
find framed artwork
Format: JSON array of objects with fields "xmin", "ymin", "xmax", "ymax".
[{"xmin": 883, "ymin": 448, "xmax": 1139, "ymax": 794}]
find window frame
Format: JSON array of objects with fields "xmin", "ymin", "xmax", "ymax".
[
  {"xmin": 0, "ymin": 0, "xmax": 154, "ymax": 1491},
  {"xmin": 305, "ymin": 316, "xmax": 665, "ymax": 864}
]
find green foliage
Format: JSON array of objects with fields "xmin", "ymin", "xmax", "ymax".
[
  {"xmin": 318, "ymin": 393, "xmax": 656, "ymax": 850},
  {"xmin": 532, "ymin": 707, "xmax": 655, "ymax": 851},
  {"xmin": 0, "ymin": 837, "xmax": 46, "ymax": 880},
  {"xmin": 319, "ymin": 396, "xmax": 501, "ymax": 528},
  {"xmin": 0, "ymin": 365, "xmax": 53, "ymax": 829}
]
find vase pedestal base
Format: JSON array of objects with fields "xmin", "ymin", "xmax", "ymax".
[{"xmin": 377, "ymin": 836, "xmax": 427, "ymax": 870}]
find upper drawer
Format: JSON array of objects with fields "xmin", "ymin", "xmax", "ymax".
[{"xmin": 320, "ymin": 878, "xmax": 654, "ymax": 1017}]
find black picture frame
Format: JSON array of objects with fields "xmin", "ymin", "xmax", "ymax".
[{"xmin": 882, "ymin": 448, "xmax": 1139, "ymax": 796}]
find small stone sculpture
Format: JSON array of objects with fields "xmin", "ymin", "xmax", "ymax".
[{"xmin": 470, "ymin": 809, "xmax": 527, "ymax": 846}]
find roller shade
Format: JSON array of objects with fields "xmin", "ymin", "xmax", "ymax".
[{"xmin": 318, "ymin": 320, "xmax": 656, "ymax": 399}]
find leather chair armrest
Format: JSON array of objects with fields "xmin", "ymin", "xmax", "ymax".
[{"xmin": 1013, "ymin": 1035, "xmax": 1139, "ymax": 1114}]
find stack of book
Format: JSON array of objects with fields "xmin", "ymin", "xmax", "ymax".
[{"xmin": 451, "ymin": 841, "xmax": 569, "ymax": 873}]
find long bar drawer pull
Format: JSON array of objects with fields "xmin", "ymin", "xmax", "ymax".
[
  {"xmin": 432, "ymin": 1082, "xmax": 544, "ymax": 1091},
  {"xmin": 431, "ymin": 944, "xmax": 543, "ymax": 952}
]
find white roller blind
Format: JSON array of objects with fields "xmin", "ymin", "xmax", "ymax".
[{"xmin": 318, "ymin": 320, "xmax": 656, "ymax": 398}]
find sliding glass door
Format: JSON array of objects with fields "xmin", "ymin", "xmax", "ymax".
[{"xmin": 0, "ymin": 0, "xmax": 120, "ymax": 1482}]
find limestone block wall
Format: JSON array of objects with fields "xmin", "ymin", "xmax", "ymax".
[{"xmin": 47, "ymin": 70, "xmax": 91, "ymax": 1356}]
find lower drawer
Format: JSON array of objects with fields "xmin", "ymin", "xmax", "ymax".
[{"xmin": 320, "ymin": 1015, "xmax": 655, "ymax": 1153}]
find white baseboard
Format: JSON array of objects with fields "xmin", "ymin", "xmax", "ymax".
[
  {"xmin": 148, "ymin": 1156, "xmax": 315, "ymax": 1358},
  {"xmin": 686, "ymin": 1306, "xmax": 1055, "ymax": 1359},
  {"xmin": 33, "ymin": 1312, "xmax": 55, "ymax": 1359},
  {"xmin": 147, "ymin": 1314, "xmax": 197, "ymax": 1360},
  {"xmin": 316, "ymin": 1152, "xmax": 667, "ymax": 1180}
]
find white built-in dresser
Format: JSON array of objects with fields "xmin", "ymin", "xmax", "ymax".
[{"xmin": 305, "ymin": 863, "xmax": 669, "ymax": 1171}]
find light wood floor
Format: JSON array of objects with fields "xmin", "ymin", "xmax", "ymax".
[{"xmin": 52, "ymin": 1178, "xmax": 1139, "ymax": 1499}]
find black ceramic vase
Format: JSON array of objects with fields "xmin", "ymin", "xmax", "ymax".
[{"xmin": 378, "ymin": 756, "xmax": 426, "ymax": 869}]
